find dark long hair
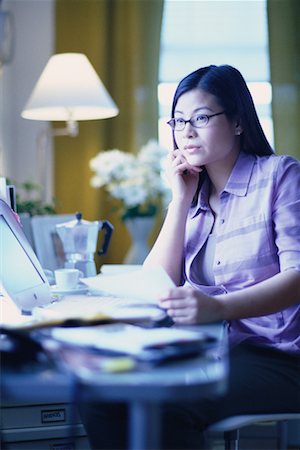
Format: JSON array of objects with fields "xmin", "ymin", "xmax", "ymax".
[{"xmin": 171, "ymin": 65, "xmax": 274, "ymax": 156}]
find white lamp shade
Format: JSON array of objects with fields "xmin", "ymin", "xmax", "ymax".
[{"xmin": 21, "ymin": 53, "xmax": 119, "ymax": 121}]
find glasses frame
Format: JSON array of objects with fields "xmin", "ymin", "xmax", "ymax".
[{"xmin": 167, "ymin": 111, "xmax": 226, "ymax": 131}]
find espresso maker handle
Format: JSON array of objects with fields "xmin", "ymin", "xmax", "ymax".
[{"xmin": 97, "ymin": 220, "xmax": 114, "ymax": 256}]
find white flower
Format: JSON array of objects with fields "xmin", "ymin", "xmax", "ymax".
[
  {"xmin": 89, "ymin": 150, "xmax": 135, "ymax": 185},
  {"xmin": 89, "ymin": 140, "xmax": 169, "ymax": 215}
]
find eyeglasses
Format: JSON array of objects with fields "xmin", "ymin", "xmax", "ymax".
[{"xmin": 167, "ymin": 111, "xmax": 226, "ymax": 131}]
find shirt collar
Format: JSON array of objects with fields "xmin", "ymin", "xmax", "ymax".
[{"xmin": 224, "ymin": 151, "xmax": 256, "ymax": 197}]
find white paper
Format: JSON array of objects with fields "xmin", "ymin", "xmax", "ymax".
[
  {"xmin": 100, "ymin": 264, "xmax": 142, "ymax": 275},
  {"xmin": 52, "ymin": 323, "xmax": 205, "ymax": 356},
  {"xmin": 0, "ymin": 295, "xmax": 31, "ymax": 326},
  {"xmin": 81, "ymin": 266, "xmax": 175, "ymax": 304}
]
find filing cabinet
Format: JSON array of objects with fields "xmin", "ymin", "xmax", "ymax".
[{"xmin": 1, "ymin": 400, "xmax": 91, "ymax": 450}]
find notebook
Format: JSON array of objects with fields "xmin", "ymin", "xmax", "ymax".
[{"xmin": 0, "ymin": 199, "xmax": 170, "ymax": 329}]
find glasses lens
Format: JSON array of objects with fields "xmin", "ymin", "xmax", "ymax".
[
  {"xmin": 192, "ymin": 114, "xmax": 209, "ymax": 128},
  {"xmin": 174, "ymin": 118, "xmax": 185, "ymax": 130},
  {"xmin": 167, "ymin": 119, "xmax": 175, "ymax": 129},
  {"xmin": 167, "ymin": 118, "xmax": 185, "ymax": 130}
]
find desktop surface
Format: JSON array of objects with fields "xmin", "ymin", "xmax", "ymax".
[
  {"xmin": 1, "ymin": 323, "xmax": 227, "ymax": 404},
  {"xmin": 1, "ymin": 319, "xmax": 227, "ymax": 450}
]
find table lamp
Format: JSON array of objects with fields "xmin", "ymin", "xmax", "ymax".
[{"xmin": 21, "ymin": 52, "xmax": 119, "ymax": 200}]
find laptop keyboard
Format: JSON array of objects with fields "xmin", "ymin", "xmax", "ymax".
[
  {"xmin": 51, "ymin": 294, "xmax": 156, "ymax": 310},
  {"xmin": 35, "ymin": 294, "xmax": 164, "ymax": 321}
]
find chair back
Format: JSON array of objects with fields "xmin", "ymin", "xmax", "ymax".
[{"xmin": 31, "ymin": 215, "xmax": 74, "ymax": 270}]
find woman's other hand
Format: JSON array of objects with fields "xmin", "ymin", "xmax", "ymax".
[{"xmin": 159, "ymin": 285, "xmax": 223, "ymax": 324}]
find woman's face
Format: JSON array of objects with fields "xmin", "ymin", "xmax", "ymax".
[{"xmin": 173, "ymin": 88, "xmax": 241, "ymax": 169}]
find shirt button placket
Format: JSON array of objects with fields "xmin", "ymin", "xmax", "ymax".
[{"xmin": 216, "ymin": 219, "xmax": 222, "ymax": 267}]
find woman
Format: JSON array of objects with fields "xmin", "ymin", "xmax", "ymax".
[
  {"xmin": 146, "ymin": 64, "xmax": 300, "ymax": 334},
  {"xmin": 81, "ymin": 65, "xmax": 300, "ymax": 449}
]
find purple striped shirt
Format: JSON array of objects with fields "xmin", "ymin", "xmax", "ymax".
[{"xmin": 183, "ymin": 151, "xmax": 300, "ymax": 354}]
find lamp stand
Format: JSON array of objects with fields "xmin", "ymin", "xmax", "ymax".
[{"xmin": 36, "ymin": 120, "xmax": 79, "ymax": 204}]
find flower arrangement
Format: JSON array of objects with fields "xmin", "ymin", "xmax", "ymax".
[{"xmin": 89, "ymin": 139, "xmax": 168, "ymax": 219}]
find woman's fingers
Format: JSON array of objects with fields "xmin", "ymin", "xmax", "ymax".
[
  {"xmin": 169, "ymin": 151, "xmax": 203, "ymax": 175},
  {"xmin": 159, "ymin": 298, "xmax": 188, "ymax": 310},
  {"xmin": 171, "ymin": 153, "xmax": 185, "ymax": 170},
  {"xmin": 159, "ymin": 286, "xmax": 213, "ymax": 324},
  {"xmin": 159, "ymin": 287, "xmax": 196, "ymax": 310}
]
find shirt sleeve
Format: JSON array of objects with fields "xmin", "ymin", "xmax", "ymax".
[{"xmin": 273, "ymin": 155, "xmax": 300, "ymax": 272}]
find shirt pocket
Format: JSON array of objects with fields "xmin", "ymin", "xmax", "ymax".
[{"xmin": 218, "ymin": 213, "xmax": 275, "ymax": 264}]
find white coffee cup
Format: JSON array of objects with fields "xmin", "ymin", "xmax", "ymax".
[{"xmin": 54, "ymin": 268, "xmax": 82, "ymax": 290}]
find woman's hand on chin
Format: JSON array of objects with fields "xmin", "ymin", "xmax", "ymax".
[
  {"xmin": 169, "ymin": 149, "xmax": 202, "ymax": 175},
  {"xmin": 166, "ymin": 150, "xmax": 202, "ymax": 205}
]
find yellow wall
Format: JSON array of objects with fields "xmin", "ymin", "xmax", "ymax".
[
  {"xmin": 268, "ymin": 0, "xmax": 300, "ymax": 160},
  {"xmin": 54, "ymin": 0, "xmax": 163, "ymax": 267}
]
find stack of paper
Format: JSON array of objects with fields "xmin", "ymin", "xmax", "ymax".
[{"xmin": 52, "ymin": 323, "xmax": 212, "ymax": 361}]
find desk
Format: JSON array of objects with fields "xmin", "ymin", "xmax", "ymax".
[
  {"xmin": 59, "ymin": 325, "xmax": 228, "ymax": 450},
  {"xmin": 1, "ymin": 324, "xmax": 227, "ymax": 450}
]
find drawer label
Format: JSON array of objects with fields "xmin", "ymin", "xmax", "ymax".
[
  {"xmin": 41, "ymin": 408, "xmax": 66, "ymax": 423},
  {"xmin": 51, "ymin": 442, "xmax": 75, "ymax": 450},
  {"xmin": 51, "ymin": 444, "xmax": 75, "ymax": 450}
]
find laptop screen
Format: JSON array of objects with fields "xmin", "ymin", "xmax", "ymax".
[
  {"xmin": 1, "ymin": 216, "xmax": 43, "ymax": 293},
  {"xmin": 0, "ymin": 199, "xmax": 51, "ymax": 312}
]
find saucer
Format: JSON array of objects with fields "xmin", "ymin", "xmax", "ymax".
[{"xmin": 51, "ymin": 284, "xmax": 89, "ymax": 295}]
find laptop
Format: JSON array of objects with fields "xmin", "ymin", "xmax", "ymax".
[
  {"xmin": 0, "ymin": 199, "xmax": 167, "ymax": 328},
  {"xmin": 0, "ymin": 198, "xmax": 51, "ymax": 313}
]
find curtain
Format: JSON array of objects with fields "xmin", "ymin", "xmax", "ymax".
[
  {"xmin": 267, "ymin": 0, "xmax": 300, "ymax": 160},
  {"xmin": 54, "ymin": 0, "xmax": 164, "ymax": 265}
]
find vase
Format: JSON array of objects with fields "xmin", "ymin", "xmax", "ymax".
[{"xmin": 123, "ymin": 216, "xmax": 155, "ymax": 264}]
